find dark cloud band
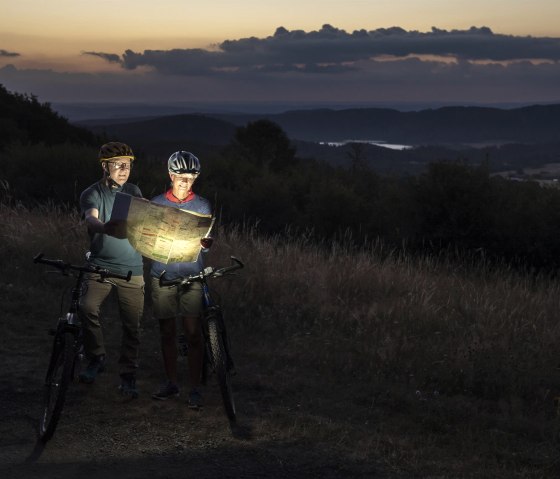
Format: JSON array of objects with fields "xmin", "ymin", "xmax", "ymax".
[{"xmin": 92, "ymin": 25, "xmax": 560, "ymax": 76}]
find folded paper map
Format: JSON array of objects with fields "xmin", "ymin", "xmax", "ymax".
[{"xmin": 110, "ymin": 192, "xmax": 214, "ymax": 264}]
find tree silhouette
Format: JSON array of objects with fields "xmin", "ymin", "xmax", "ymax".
[{"xmin": 233, "ymin": 119, "xmax": 296, "ymax": 171}]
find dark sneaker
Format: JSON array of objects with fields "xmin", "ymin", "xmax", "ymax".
[
  {"xmin": 119, "ymin": 373, "xmax": 139, "ymax": 399},
  {"xmin": 79, "ymin": 355, "xmax": 105, "ymax": 384},
  {"xmin": 152, "ymin": 381, "xmax": 180, "ymax": 400},
  {"xmin": 187, "ymin": 388, "xmax": 203, "ymax": 409}
]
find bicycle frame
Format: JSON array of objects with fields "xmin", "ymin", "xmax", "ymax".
[
  {"xmin": 56, "ymin": 269, "xmax": 85, "ymax": 335},
  {"xmin": 34, "ymin": 252, "xmax": 132, "ymax": 443}
]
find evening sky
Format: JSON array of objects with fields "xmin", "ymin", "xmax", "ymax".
[{"xmin": 1, "ymin": 1, "xmax": 560, "ymax": 106}]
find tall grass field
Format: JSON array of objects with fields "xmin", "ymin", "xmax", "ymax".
[{"xmin": 2, "ymin": 199, "xmax": 560, "ymax": 477}]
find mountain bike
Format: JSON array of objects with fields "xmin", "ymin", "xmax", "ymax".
[
  {"xmin": 33, "ymin": 253, "xmax": 132, "ymax": 443},
  {"xmin": 159, "ymin": 256, "xmax": 244, "ymax": 422}
]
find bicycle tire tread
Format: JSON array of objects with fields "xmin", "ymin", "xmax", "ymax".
[
  {"xmin": 39, "ymin": 330, "xmax": 76, "ymax": 443},
  {"xmin": 207, "ymin": 316, "xmax": 236, "ymax": 422}
]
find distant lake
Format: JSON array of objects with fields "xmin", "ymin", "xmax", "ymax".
[{"xmin": 318, "ymin": 140, "xmax": 413, "ymax": 151}]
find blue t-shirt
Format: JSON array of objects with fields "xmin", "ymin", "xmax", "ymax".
[
  {"xmin": 149, "ymin": 192, "xmax": 212, "ymax": 280},
  {"xmin": 80, "ymin": 180, "xmax": 144, "ymax": 276}
]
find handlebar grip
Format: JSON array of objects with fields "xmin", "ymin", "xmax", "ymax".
[
  {"xmin": 33, "ymin": 253, "xmax": 66, "ymax": 269},
  {"xmin": 215, "ymin": 256, "xmax": 245, "ymax": 275},
  {"xmin": 108, "ymin": 270, "xmax": 132, "ymax": 281},
  {"xmin": 230, "ymin": 256, "xmax": 244, "ymax": 269}
]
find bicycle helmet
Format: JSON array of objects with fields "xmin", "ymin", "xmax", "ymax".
[
  {"xmin": 98, "ymin": 142, "xmax": 135, "ymax": 162},
  {"xmin": 168, "ymin": 151, "xmax": 200, "ymax": 174}
]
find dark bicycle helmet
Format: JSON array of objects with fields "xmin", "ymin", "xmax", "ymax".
[
  {"xmin": 168, "ymin": 151, "xmax": 200, "ymax": 174},
  {"xmin": 98, "ymin": 142, "xmax": 135, "ymax": 162}
]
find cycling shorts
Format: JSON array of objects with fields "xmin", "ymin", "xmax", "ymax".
[{"xmin": 151, "ymin": 278, "xmax": 203, "ymax": 319}]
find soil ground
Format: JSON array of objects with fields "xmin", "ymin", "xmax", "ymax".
[
  {"xmin": 0, "ymin": 292, "xmax": 383, "ymax": 479},
  {"xmin": 1, "ymin": 268, "xmax": 558, "ymax": 478}
]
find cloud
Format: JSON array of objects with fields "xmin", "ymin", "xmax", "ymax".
[
  {"xmin": 95, "ymin": 25, "xmax": 560, "ymax": 77},
  {"xmin": 82, "ymin": 51, "xmax": 122, "ymax": 64},
  {"xmin": 0, "ymin": 49, "xmax": 20, "ymax": 57},
  {"xmin": 121, "ymin": 48, "xmax": 224, "ymax": 75},
  {"xmin": 2, "ymin": 53, "xmax": 560, "ymax": 106},
  {"xmin": 2, "ymin": 25, "xmax": 560, "ymax": 105}
]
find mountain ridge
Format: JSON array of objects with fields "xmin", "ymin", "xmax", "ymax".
[
  {"xmin": 77, "ymin": 104, "xmax": 560, "ymax": 146},
  {"xmin": 209, "ymin": 104, "xmax": 560, "ymax": 144}
]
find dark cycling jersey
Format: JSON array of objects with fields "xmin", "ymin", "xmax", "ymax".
[{"xmin": 80, "ymin": 180, "xmax": 144, "ymax": 276}]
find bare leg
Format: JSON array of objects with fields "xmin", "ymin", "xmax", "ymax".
[
  {"xmin": 182, "ymin": 315, "xmax": 203, "ymax": 389},
  {"xmin": 158, "ymin": 317, "xmax": 178, "ymax": 384}
]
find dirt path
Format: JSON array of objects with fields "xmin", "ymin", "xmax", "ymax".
[
  {"xmin": 0, "ymin": 367, "xmax": 382, "ymax": 479},
  {"xmin": 0, "ymin": 305, "xmax": 383, "ymax": 479}
]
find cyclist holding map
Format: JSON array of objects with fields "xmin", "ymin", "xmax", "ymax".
[
  {"xmin": 150, "ymin": 151, "xmax": 213, "ymax": 408},
  {"xmin": 78, "ymin": 142, "xmax": 144, "ymax": 399}
]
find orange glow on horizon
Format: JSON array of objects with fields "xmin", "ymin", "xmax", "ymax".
[{"xmin": 1, "ymin": 0, "xmax": 560, "ymax": 73}]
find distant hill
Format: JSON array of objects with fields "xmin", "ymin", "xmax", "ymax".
[
  {"xmin": 78, "ymin": 104, "xmax": 560, "ymax": 148},
  {"xmin": 76, "ymin": 104, "xmax": 560, "ymax": 147},
  {"xmin": 76, "ymin": 105, "xmax": 560, "ymax": 173},
  {"xmin": 0, "ymin": 84, "xmax": 97, "ymax": 148},
  {"xmin": 77, "ymin": 114, "xmax": 237, "ymax": 156},
  {"xmin": 209, "ymin": 105, "xmax": 560, "ymax": 144}
]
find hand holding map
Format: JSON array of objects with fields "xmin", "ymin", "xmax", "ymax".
[{"xmin": 110, "ymin": 192, "xmax": 214, "ymax": 264}]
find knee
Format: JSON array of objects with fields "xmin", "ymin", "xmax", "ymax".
[{"xmin": 79, "ymin": 302, "xmax": 100, "ymax": 323}]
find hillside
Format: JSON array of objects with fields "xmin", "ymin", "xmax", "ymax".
[
  {"xmin": 78, "ymin": 114, "xmax": 237, "ymax": 156},
  {"xmin": 0, "ymin": 84, "xmax": 97, "ymax": 148}
]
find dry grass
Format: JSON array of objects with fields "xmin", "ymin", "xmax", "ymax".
[
  {"xmin": 219, "ymin": 225, "xmax": 560, "ymax": 400},
  {"xmin": 2, "ymin": 201, "xmax": 560, "ymax": 477}
]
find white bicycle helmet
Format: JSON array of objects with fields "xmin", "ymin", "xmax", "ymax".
[{"xmin": 168, "ymin": 151, "xmax": 200, "ymax": 174}]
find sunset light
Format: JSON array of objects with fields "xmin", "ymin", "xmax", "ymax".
[{"xmin": 1, "ymin": 1, "xmax": 560, "ymax": 106}]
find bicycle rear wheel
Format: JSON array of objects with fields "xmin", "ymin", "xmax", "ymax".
[
  {"xmin": 207, "ymin": 315, "xmax": 236, "ymax": 422},
  {"xmin": 39, "ymin": 330, "xmax": 76, "ymax": 443}
]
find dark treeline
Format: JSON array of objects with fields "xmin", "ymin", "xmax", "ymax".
[
  {"xmin": 2, "ymin": 84, "xmax": 560, "ymax": 269},
  {"xmin": 198, "ymin": 120, "xmax": 560, "ymax": 270}
]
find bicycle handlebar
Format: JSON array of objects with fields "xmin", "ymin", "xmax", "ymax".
[
  {"xmin": 33, "ymin": 253, "xmax": 132, "ymax": 282},
  {"xmin": 159, "ymin": 256, "xmax": 244, "ymax": 287}
]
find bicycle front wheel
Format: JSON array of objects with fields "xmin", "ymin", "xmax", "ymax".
[
  {"xmin": 207, "ymin": 316, "xmax": 236, "ymax": 422},
  {"xmin": 39, "ymin": 330, "xmax": 76, "ymax": 443}
]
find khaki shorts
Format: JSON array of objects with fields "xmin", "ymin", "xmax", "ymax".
[{"xmin": 151, "ymin": 278, "xmax": 203, "ymax": 319}]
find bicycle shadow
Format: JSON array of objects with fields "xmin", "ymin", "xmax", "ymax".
[
  {"xmin": 229, "ymin": 418, "xmax": 253, "ymax": 440},
  {"xmin": 21, "ymin": 412, "xmax": 46, "ymax": 464},
  {"xmin": 23, "ymin": 440, "xmax": 46, "ymax": 464}
]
